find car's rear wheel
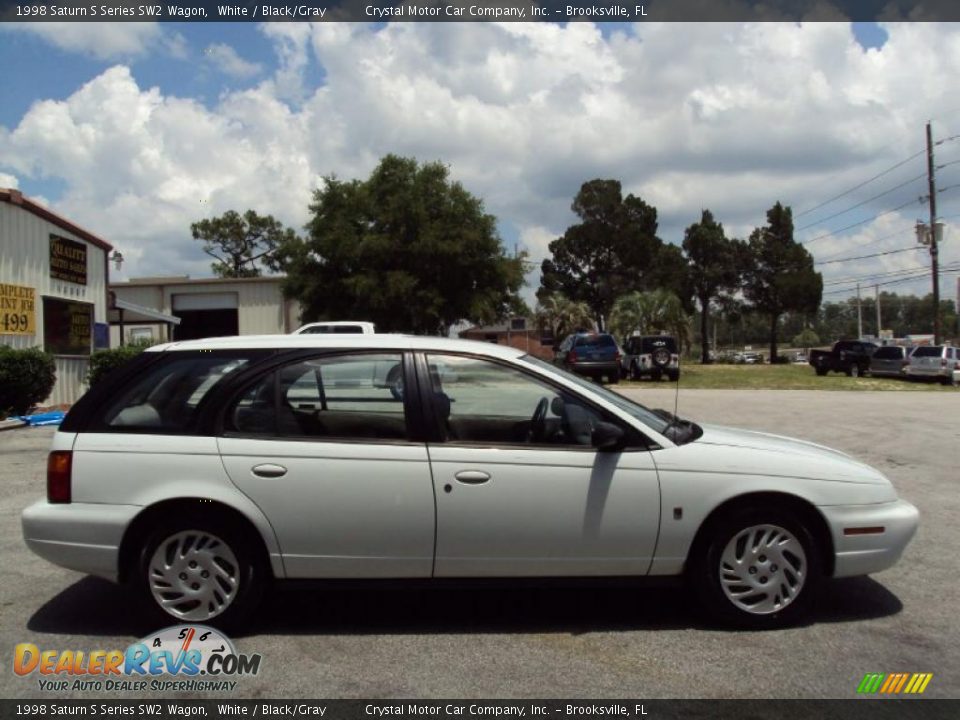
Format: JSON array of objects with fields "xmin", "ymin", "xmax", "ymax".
[
  {"xmin": 690, "ymin": 508, "xmax": 821, "ymax": 629},
  {"xmin": 135, "ymin": 517, "xmax": 266, "ymax": 630},
  {"xmin": 651, "ymin": 370, "xmax": 663, "ymax": 382}
]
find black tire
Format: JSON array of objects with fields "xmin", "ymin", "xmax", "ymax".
[
  {"xmin": 132, "ymin": 514, "xmax": 267, "ymax": 632},
  {"xmin": 652, "ymin": 370, "xmax": 663, "ymax": 382},
  {"xmin": 667, "ymin": 372, "xmax": 679, "ymax": 382},
  {"xmin": 689, "ymin": 507, "xmax": 821, "ymax": 630},
  {"xmin": 815, "ymin": 368, "xmax": 828, "ymax": 376},
  {"xmin": 608, "ymin": 371, "xmax": 620, "ymax": 385}
]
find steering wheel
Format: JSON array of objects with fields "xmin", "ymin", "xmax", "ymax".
[{"xmin": 529, "ymin": 396, "xmax": 549, "ymax": 443}]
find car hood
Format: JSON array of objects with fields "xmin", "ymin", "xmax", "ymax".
[{"xmin": 672, "ymin": 423, "xmax": 891, "ymax": 486}]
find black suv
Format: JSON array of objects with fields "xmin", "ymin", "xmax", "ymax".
[
  {"xmin": 555, "ymin": 332, "xmax": 622, "ymax": 384},
  {"xmin": 621, "ymin": 335, "xmax": 680, "ymax": 381}
]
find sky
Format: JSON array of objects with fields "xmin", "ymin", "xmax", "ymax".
[{"xmin": 1, "ymin": 19, "xmax": 959, "ymax": 312}]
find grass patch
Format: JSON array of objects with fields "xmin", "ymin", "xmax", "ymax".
[{"xmin": 622, "ymin": 363, "xmax": 957, "ymax": 391}]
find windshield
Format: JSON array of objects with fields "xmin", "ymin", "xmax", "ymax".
[{"xmin": 520, "ymin": 355, "xmax": 672, "ymax": 436}]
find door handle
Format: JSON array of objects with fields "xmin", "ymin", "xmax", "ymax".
[
  {"xmin": 454, "ymin": 470, "xmax": 490, "ymax": 485},
  {"xmin": 251, "ymin": 463, "xmax": 287, "ymax": 478}
]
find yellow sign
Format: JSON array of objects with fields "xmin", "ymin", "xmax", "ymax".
[{"xmin": 0, "ymin": 283, "xmax": 36, "ymax": 335}]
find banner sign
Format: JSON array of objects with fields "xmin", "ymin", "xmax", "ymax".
[
  {"xmin": 49, "ymin": 234, "xmax": 88, "ymax": 286},
  {"xmin": 0, "ymin": 282, "xmax": 36, "ymax": 335}
]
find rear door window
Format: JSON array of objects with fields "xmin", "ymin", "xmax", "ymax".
[
  {"xmin": 912, "ymin": 346, "xmax": 943, "ymax": 358},
  {"xmin": 873, "ymin": 347, "xmax": 903, "ymax": 359}
]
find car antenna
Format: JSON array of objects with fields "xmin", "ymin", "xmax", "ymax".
[{"xmin": 673, "ymin": 351, "xmax": 681, "ymax": 422}]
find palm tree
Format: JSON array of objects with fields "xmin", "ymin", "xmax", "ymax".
[
  {"xmin": 535, "ymin": 294, "xmax": 595, "ymax": 344},
  {"xmin": 610, "ymin": 290, "xmax": 691, "ymax": 352}
]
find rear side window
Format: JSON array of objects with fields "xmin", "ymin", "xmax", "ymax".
[
  {"xmin": 912, "ymin": 346, "xmax": 943, "ymax": 358},
  {"xmin": 873, "ymin": 347, "xmax": 903, "ymax": 359},
  {"xmin": 225, "ymin": 353, "xmax": 407, "ymax": 441},
  {"xmin": 98, "ymin": 354, "xmax": 250, "ymax": 433},
  {"xmin": 575, "ymin": 334, "xmax": 616, "ymax": 349}
]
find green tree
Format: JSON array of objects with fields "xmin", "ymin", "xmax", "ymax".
[
  {"xmin": 539, "ymin": 179, "xmax": 670, "ymax": 330},
  {"xmin": 682, "ymin": 209, "xmax": 744, "ymax": 364},
  {"xmin": 791, "ymin": 328, "xmax": 821, "ymax": 349},
  {"xmin": 534, "ymin": 293, "xmax": 595, "ymax": 344},
  {"xmin": 609, "ymin": 289, "xmax": 691, "ymax": 351},
  {"xmin": 743, "ymin": 202, "xmax": 823, "ymax": 360},
  {"xmin": 279, "ymin": 155, "xmax": 525, "ymax": 335},
  {"xmin": 191, "ymin": 209, "xmax": 298, "ymax": 278}
]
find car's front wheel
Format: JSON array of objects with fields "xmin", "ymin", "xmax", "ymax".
[
  {"xmin": 135, "ymin": 517, "xmax": 266, "ymax": 630},
  {"xmin": 690, "ymin": 508, "xmax": 821, "ymax": 629}
]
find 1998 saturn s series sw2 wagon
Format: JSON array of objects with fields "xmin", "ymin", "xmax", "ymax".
[{"xmin": 22, "ymin": 335, "xmax": 919, "ymax": 630}]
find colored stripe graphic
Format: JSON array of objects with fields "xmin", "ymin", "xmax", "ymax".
[
  {"xmin": 857, "ymin": 673, "xmax": 933, "ymax": 694},
  {"xmin": 857, "ymin": 673, "xmax": 885, "ymax": 694}
]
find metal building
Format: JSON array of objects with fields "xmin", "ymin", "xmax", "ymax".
[
  {"xmin": 109, "ymin": 275, "xmax": 301, "ymax": 345},
  {"xmin": 0, "ymin": 189, "xmax": 113, "ymax": 405}
]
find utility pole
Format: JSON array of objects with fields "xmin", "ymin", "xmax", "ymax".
[
  {"xmin": 926, "ymin": 121, "xmax": 941, "ymax": 344},
  {"xmin": 875, "ymin": 284, "xmax": 882, "ymax": 340},
  {"xmin": 856, "ymin": 282, "xmax": 863, "ymax": 339}
]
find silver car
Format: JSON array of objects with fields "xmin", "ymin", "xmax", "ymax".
[
  {"xmin": 22, "ymin": 334, "xmax": 918, "ymax": 631},
  {"xmin": 907, "ymin": 345, "xmax": 959, "ymax": 386},
  {"xmin": 869, "ymin": 345, "xmax": 915, "ymax": 379}
]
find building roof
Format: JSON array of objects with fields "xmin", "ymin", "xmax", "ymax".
[
  {"xmin": 112, "ymin": 275, "xmax": 286, "ymax": 288},
  {"xmin": 108, "ymin": 296, "xmax": 181, "ymax": 325},
  {"xmin": 0, "ymin": 188, "xmax": 113, "ymax": 252}
]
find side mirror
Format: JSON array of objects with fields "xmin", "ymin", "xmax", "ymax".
[{"xmin": 591, "ymin": 421, "xmax": 625, "ymax": 452}]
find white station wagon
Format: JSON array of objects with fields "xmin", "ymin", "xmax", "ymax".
[{"xmin": 22, "ymin": 335, "xmax": 919, "ymax": 629}]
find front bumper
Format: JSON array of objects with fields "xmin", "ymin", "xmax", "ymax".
[
  {"xmin": 820, "ymin": 499, "xmax": 919, "ymax": 578},
  {"xmin": 22, "ymin": 501, "xmax": 141, "ymax": 582}
]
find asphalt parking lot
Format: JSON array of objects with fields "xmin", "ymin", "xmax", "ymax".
[{"xmin": 1, "ymin": 388, "xmax": 957, "ymax": 699}]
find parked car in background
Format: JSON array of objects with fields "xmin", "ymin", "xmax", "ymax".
[
  {"xmin": 621, "ymin": 335, "xmax": 680, "ymax": 381},
  {"xmin": 294, "ymin": 321, "xmax": 376, "ymax": 335},
  {"xmin": 809, "ymin": 340, "xmax": 877, "ymax": 377},
  {"xmin": 555, "ymin": 332, "xmax": 622, "ymax": 384},
  {"xmin": 907, "ymin": 345, "xmax": 959, "ymax": 386},
  {"xmin": 22, "ymin": 333, "xmax": 919, "ymax": 630},
  {"xmin": 869, "ymin": 345, "xmax": 915, "ymax": 379},
  {"xmin": 734, "ymin": 351, "xmax": 764, "ymax": 364}
]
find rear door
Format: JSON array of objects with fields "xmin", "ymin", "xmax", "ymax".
[{"xmin": 217, "ymin": 352, "xmax": 435, "ymax": 578}]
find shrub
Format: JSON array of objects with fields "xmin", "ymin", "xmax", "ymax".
[
  {"xmin": 0, "ymin": 346, "xmax": 57, "ymax": 418},
  {"xmin": 87, "ymin": 341, "xmax": 153, "ymax": 388}
]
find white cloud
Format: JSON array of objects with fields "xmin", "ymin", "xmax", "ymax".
[
  {"xmin": 2, "ymin": 21, "xmax": 960, "ymax": 300},
  {"xmin": 0, "ymin": 172, "xmax": 18, "ymax": 189},
  {"xmin": 204, "ymin": 43, "xmax": 263, "ymax": 79},
  {"xmin": 1, "ymin": 22, "xmax": 165, "ymax": 60}
]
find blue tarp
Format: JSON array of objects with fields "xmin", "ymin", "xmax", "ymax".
[{"xmin": 18, "ymin": 411, "xmax": 66, "ymax": 426}]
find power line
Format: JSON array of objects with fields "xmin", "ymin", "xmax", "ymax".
[
  {"xmin": 796, "ymin": 173, "xmax": 926, "ymax": 231},
  {"xmin": 822, "ymin": 263, "xmax": 960, "ymax": 296},
  {"xmin": 814, "ymin": 246, "xmax": 921, "ymax": 266},
  {"xmin": 794, "ymin": 148, "xmax": 925, "ymax": 219},
  {"xmin": 801, "ymin": 196, "xmax": 923, "ymax": 246},
  {"xmin": 823, "ymin": 262, "xmax": 943, "ymax": 286}
]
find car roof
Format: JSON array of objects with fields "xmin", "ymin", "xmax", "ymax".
[{"xmin": 146, "ymin": 333, "xmax": 528, "ymax": 360}]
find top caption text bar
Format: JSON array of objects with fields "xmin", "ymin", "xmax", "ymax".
[{"xmin": 2, "ymin": 0, "xmax": 959, "ymax": 23}]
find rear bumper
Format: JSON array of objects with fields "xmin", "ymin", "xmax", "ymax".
[
  {"xmin": 819, "ymin": 499, "xmax": 919, "ymax": 578},
  {"xmin": 568, "ymin": 361, "xmax": 619, "ymax": 377},
  {"xmin": 22, "ymin": 501, "xmax": 141, "ymax": 582}
]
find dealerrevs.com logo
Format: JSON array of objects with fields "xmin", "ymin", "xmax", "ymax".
[{"xmin": 14, "ymin": 625, "xmax": 262, "ymax": 692}]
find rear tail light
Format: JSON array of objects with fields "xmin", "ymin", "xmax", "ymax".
[
  {"xmin": 47, "ymin": 451, "xmax": 72, "ymax": 504},
  {"xmin": 566, "ymin": 351, "xmax": 577, "ymax": 364},
  {"xmin": 614, "ymin": 351, "xmax": 621, "ymax": 362}
]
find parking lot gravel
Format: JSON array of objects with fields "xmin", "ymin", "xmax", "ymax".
[{"xmin": 1, "ymin": 388, "xmax": 956, "ymax": 699}]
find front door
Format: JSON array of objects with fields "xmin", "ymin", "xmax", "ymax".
[{"xmin": 421, "ymin": 353, "xmax": 661, "ymax": 577}]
